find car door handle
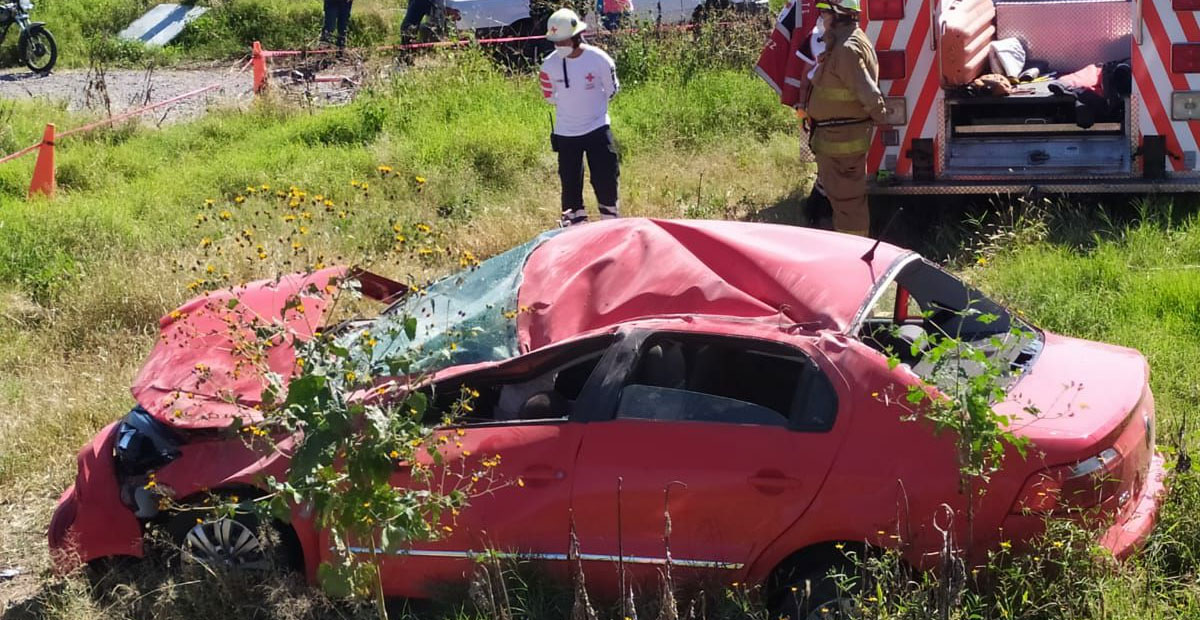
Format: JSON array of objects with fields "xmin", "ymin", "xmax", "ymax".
[
  {"xmin": 521, "ymin": 465, "xmax": 566, "ymax": 486},
  {"xmin": 748, "ymin": 470, "xmax": 802, "ymax": 495}
]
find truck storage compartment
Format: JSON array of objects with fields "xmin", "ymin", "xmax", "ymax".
[
  {"xmin": 948, "ymin": 83, "xmax": 1124, "ymax": 136},
  {"xmin": 940, "ymin": 0, "xmax": 1133, "ymax": 177}
]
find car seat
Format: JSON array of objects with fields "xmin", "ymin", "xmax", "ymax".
[
  {"xmin": 518, "ymin": 390, "xmax": 569, "ymax": 420},
  {"xmin": 638, "ymin": 342, "xmax": 687, "ymax": 389}
]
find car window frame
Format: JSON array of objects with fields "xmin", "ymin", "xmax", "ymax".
[
  {"xmin": 579, "ymin": 328, "xmax": 840, "ymax": 432},
  {"xmin": 431, "ymin": 333, "xmax": 620, "ymax": 429}
]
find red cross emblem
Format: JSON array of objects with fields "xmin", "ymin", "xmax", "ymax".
[
  {"xmin": 550, "ymin": 25, "xmax": 558, "ymax": 33},
  {"xmin": 586, "ymin": 73, "xmax": 595, "ymax": 82}
]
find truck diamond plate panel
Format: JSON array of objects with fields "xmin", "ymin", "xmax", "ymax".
[{"xmin": 996, "ymin": 1, "xmax": 1133, "ymax": 75}]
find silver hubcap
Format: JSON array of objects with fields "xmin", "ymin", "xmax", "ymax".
[{"xmin": 182, "ymin": 517, "xmax": 269, "ymax": 570}]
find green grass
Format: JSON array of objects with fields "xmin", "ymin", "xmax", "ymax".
[
  {"xmin": 2, "ymin": 0, "xmax": 400, "ymax": 69},
  {"xmin": 4, "ymin": 19, "xmax": 1200, "ymax": 620}
]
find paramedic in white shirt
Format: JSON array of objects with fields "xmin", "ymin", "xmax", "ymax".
[{"xmin": 539, "ymin": 8, "xmax": 621, "ymax": 227}]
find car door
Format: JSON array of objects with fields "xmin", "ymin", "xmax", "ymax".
[
  {"xmin": 365, "ymin": 334, "xmax": 617, "ymax": 598},
  {"xmin": 569, "ymin": 329, "xmax": 848, "ymax": 593}
]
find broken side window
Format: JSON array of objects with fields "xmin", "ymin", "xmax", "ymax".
[
  {"xmin": 427, "ymin": 334, "xmax": 615, "ymax": 426},
  {"xmin": 856, "ymin": 260, "xmax": 1043, "ymax": 392}
]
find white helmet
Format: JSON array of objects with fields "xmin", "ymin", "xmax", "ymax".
[{"xmin": 546, "ymin": 8, "xmax": 587, "ymax": 42}]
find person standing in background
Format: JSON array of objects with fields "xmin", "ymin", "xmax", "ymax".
[
  {"xmin": 320, "ymin": 0, "xmax": 353, "ymax": 49},
  {"xmin": 539, "ymin": 7, "xmax": 622, "ymax": 227},
  {"xmin": 401, "ymin": 0, "xmax": 435, "ymax": 41},
  {"xmin": 599, "ymin": 0, "xmax": 634, "ymax": 31},
  {"xmin": 806, "ymin": 0, "xmax": 887, "ymax": 236}
]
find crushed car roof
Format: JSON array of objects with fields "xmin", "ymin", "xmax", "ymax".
[
  {"xmin": 515, "ymin": 218, "xmax": 910, "ymax": 349},
  {"xmin": 133, "ymin": 219, "xmax": 910, "ymax": 428}
]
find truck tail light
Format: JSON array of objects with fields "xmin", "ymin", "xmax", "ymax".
[
  {"xmin": 878, "ymin": 50, "xmax": 906, "ymax": 80},
  {"xmin": 883, "ymin": 96, "xmax": 907, "ymax": 125},
  {"xmin": 1013, "ymin": 448, "xmax": 1123, "ymax": 514},
  {"xmin": 867, "ymin": 0, "xmax": 905, "ymax": 20},
  {"xmin": 1173, "ymin": 43, "xmax": 1200, "ymax": 73},
  {"xmin": 1172, "ymin": 91, "xmax": 1200, "ymax": 120},
  {"xmin": 1174, "ymin": 0, "xmax": 1200, "ymax": 10}
]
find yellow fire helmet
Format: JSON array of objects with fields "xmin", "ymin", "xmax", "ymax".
[{"xmin": 816, "ymin": 0, "xmax": 862, "ymax": 13}]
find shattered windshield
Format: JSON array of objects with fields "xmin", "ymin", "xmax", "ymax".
[{"xmin": 352, "ymin": 229, "xmax": 563, "ymax": 374}]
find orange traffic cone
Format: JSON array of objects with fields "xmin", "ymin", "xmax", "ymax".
[
  {"xmin": 252, "ymin": 41, "xmax": 267, "ymax": 94},
  {"xmin": 27, "ymin": 123, "xmax": 55, "ymax": 199}
]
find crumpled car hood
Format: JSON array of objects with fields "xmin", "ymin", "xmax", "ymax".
[{"xmin": 131, "ymin": 268, "xmax": 347, "ymax": 429}]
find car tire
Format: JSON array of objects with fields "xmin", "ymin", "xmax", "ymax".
[
  {"xmin": 163, "ymin": 493, "xmax": 301, "ymax": 573},
  {"xmin": 772, "ymin": 558, "xmax": 860, "ymax": 620}
]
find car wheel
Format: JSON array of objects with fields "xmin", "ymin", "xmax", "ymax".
[
  {"xmin": 163, "ymin": 495, "xmax": 299, "ymax": 573},
  {"xmin": 772, "ymin": 559, "xmax": 861, "ymax": 620}
]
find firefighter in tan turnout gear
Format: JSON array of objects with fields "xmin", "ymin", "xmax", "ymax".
[{"xmin": 808, "ymin": 0, "xmax": 887, "ymax": 236}]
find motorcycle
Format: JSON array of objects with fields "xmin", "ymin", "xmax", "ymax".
[{"xmin": 0, "ymin": 0, "xmax": 56, "ymax": 73}]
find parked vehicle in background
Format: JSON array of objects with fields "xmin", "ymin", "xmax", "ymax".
[
  {"xmin": 435, "ymin": 0, "xmax": 770, "ymax": 41},
  {"xmin": 49, "ymin": 220, "xmax": 1166, "ymax": 619},
  {"xmin": 0, "ymin": 0, "xmax": 56, "ymax": 72}
]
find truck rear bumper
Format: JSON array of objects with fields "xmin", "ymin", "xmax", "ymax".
[{"xmin": 870, "ymin": 178, "xmax": 1200, "ymax": 195}]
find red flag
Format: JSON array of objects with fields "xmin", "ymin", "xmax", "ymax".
[{"xmin": 754, "ymin": 0, "xmax": 820, "ymax": 110}]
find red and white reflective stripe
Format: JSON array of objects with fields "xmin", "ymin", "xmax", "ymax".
[
  {"xmin": 539, "ymin": 70, "xmax": 553, "ymax": 99},
  {"xmin": 865, "ymin": 0, "xmax": 939, "ymax": 175},
  {"xmin": 1136, "ymin": 0, "xmax": 1200, "ymax": 171}
]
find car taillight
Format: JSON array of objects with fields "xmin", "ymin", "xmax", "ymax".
[
  {"xmin": 867, "ymin": 0, "xmax": 904, "ymax": 20},
  {"xmin": 878, "ymin": 50, "xmax": 906, "ymax": 80},
  {"xmin": 1173, "ymin": 44, "xmax": 1200, "ymax": 73},
  {"xmin": 1013, "ymin": 448, "xmax": 1122, "ymax": 514}
]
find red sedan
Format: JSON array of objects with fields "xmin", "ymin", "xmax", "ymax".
[{"xmin": 49, "ymin": 219, "xmax": 1166, "ymax": 616}]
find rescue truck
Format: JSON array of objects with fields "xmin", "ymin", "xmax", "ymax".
[{"xmin": 760, "ymin": 0, "xmax": 1200, "ymax": 194}]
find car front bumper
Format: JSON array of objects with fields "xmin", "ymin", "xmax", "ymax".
[{"xmin": 48, "ymin": 422, "xmax": 144, "ymax": 571}]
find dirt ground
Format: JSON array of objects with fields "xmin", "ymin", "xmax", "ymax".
[
  {"xmin": 0, "ymin": 65, "xmax": 254, "ymax": 124},
  {"xmin": 0, "ymin": 58, "xmax": 367, "ymax": 126}
]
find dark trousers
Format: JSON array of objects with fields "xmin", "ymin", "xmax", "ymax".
[
  {"xmin": 554, "ymin": 126, "xmax": 620, "ymax": 224},
  {"xmin": 401, "ymin": 0, "xmax": 435, "ymax": 30},
  {"xmin": 322, "ymin": 0, "xmax": 352, "ymax": 47}
]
